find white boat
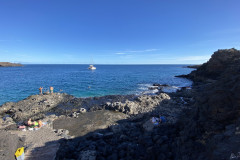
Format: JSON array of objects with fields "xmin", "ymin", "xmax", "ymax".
[{"xmin": 88, "ymin": 65, "xmax": 96, "ymax": 70}]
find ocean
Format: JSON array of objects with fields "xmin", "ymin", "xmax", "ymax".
[{"xmin": 0, "ymin": 64, "xmax": 194, "ymax": 105}]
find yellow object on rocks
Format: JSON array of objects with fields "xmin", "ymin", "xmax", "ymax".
[{"xmin": 15, "ymin": 147, "xmax": 24, "ymax": 160}]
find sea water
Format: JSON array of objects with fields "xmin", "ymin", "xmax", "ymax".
[{"xmin": 0, "ymin": 64, "xmax": 194, "ymax": 105}]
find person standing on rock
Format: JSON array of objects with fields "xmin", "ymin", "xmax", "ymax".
[
  {"xmin": 39, "ymin": 87, "xmax": 43, "ymax": 95},
  {"xmin": 50, "ymin": 86, "xmax": 54, "ymax": 94}
]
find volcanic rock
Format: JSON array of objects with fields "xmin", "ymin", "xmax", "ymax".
[{"xmin": 174, "ymin": 48, "xmax": 240, "ymax": 159}]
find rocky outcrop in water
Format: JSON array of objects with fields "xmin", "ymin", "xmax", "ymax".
[{"xmin": 0, "ymin": 62, "xmax": 23, "ymax": 67}]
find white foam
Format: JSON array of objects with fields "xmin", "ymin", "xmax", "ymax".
[
  {"xmin": 136, "ymin": 84, "xmax": 159, "ymax": 95},
  {"xmin": 135, "ymin": 83, "xmax": 190, "ymax": 96},
  {"xmin": 142, "ymin": 89, "xmax": 159, "ymax": 95},
  {"xmin": 138, "ymin": 84, "xmax": 152, "ymax": 90},
  {"xmin": 162, "ymin": 86, "xmax": 180, "ymax": 93}
]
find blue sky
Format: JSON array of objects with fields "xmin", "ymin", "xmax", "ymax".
[{"xmin": 0, "ymin": 0, "xmax": 240, "ymax": 64}]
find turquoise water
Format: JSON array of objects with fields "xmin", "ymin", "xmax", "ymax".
[{"xmin": 0, "ymin": 65, "xmax": 193, "ymax": 105}]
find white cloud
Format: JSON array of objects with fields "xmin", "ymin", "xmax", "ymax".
[
  {"xmin": 115, "ymin": 52, "xmax": 127, "ymax": 55},
  {"xmin": 178, "ymin": 55, "xmax": 211, "ymax": 61},
  {"xmin": 143, "ymin": 49, "xmax": 158, "ymax": 52},
  {"xmin": 115, "ymin": 49, "xmax": 159, "ymax": 55},
  {"xmin": 127, "ymin": 49, "xmax": 158, "ymax": 53}
]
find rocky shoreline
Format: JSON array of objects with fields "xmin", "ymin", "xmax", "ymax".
[
  {"xmin": 1, "ymin": 48, "xmax": 240, "ymax": 160},
  {"xmin": 0, "ymin": 90, "xmax": 194, "ymax": 160},
  {"xmin": 0, "ymin": 62, "xmax": 23, "ymax": 67}
]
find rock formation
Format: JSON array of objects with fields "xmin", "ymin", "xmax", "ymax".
[
  {"xmin": 0, "ymin": 62, "xmax": 23, "ymax": 67},
  {"xmin": 0, "ymin": 93, "xmax": 74, "ymax": 122},
  {"xmin": 173, "ymin": 48, "xmax": 240, "ymax": 159},
  {"xmin": 104, "ymin": 93, "xmax": 170, "ymax": 115},
  {"xmin": 185, "ymin": 48, "xmax": 240, "ymax": 82}
]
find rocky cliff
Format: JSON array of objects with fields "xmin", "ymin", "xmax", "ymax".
[
  {"xmin": 0, "ymin": 62, "xmax": 23, "ymax": 67},
  {"xmin": 174, "ymin": 48, "xmax": 240, "ymax": 159},
  {"xmin": 186, "ymin": 48, "xmax": 240, "ymax": 82},
  {"xmin": 185, "ymin": 48, "xmax": 240, "ymax": 123}
]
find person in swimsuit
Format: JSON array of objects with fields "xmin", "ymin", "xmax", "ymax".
[
  {"xmin": 50, "ymin": 86, "xmax": 54, "ymax": 94},
  {"xmin": 27, "ymin": 118, "xmax": 43, "ymax": 128},
  {"xmin": 39, "ymin": 87, "xmax": 43, "ymax": 95}
]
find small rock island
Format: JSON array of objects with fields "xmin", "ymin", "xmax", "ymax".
[{"xmin": 0, "ymin": 62, "xmax": 23, "ymax": 67}]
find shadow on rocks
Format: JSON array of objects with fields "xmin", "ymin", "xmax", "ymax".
[{"xmin": 31, "ymin": 92, "xmax": 194, "ymax": 160}]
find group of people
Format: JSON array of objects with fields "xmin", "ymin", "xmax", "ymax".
[
  {"xmin": 27, "ymin": 118, "xmax": 43, "ymax": 128},
  {"xmin": 18, "ymin": 118, "xmax": 43, "ymax": 130},
  {"xmin": 39, "ymin": 86, "xmax": 54, "ymax": 95}
]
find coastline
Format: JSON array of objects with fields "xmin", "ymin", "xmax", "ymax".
[
  {"xmin": 0, "ymin": 87, "xmax": 194, "ymax": 160},
  {"xmin": 1, "ymin": 48, "xmax": 240, "ymax": 160},
  {"xmin": 0, "ymin": 62, "xmax": 23, "ymax": 67},
  {"xmin": 0, "ymin": 64, "xmax": 193, "ymax": 106}
]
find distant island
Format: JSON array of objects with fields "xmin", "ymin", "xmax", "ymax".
[
  {"xmin": 186, "ymin": 64, "xmax": 202, "ymax": 69},
  {"xmin": 0, "ymin": 62, "xmax": 23, "ymax": 67}
]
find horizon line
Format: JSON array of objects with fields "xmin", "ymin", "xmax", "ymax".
[{"xmin": 20, "ymin": 63, "xmax": 200, "ymax": 65}]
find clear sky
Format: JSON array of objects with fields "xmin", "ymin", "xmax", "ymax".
[{"xmin": 0, "ymin": 0, "xmax": 240, "ymax": 64}]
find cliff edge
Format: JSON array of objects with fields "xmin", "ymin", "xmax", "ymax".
[
  {"xmin": 186, "ymin": 48, "xmax": 240, "ymax": 82},
  {"xmin": 174, "ymin": 48, "xmax": 240, "ymax": 159}
]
